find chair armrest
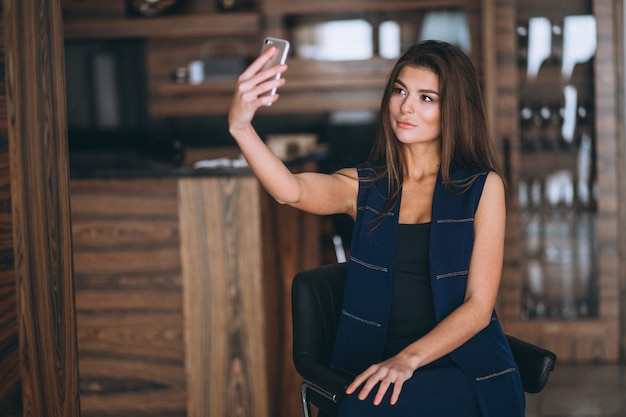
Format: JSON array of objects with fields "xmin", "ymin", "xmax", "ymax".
[
  {"xmin": 506, "ymin": 334, "xmax": 556, "ymax": 393},
  {"xmin": 294, "ymin": 352, "xmax": 353, "ymax": 402}
]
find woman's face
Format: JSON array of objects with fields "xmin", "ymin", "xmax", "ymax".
[{"xmin": 388, "ymin": 65, "xmax": 441, "ymax": 147}]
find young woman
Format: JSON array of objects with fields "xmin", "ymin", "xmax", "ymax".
[{"xmin": 228, "ymin": 40, "xmax": 525, "ymax": 417}]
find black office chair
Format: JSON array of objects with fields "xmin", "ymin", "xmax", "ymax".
[{"xmin": 292, "ymin": 263, "xmax": 557, "ymax": 417}]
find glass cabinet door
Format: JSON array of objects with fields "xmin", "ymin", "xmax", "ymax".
[
  {"xmin": 516, "ymin": 13, "xmax": 598, "ymax": 320},
  {"xmin": 496, "ymin": 0, "xmax": 621, "ymax": 363}
]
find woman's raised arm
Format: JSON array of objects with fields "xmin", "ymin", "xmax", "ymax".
[{"xmin": 228, "ymin": 47, "xmax": 357, "ymax": 217}]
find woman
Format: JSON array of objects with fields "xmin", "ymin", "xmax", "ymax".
[{"xmin": 228, "ymin": 40, "xmax": 525, "ymax": 416}]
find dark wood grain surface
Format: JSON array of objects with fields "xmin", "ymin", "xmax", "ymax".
[
  {"xmin": 0, "ymin": 3, "xmax": 20, "ymax": 414},
  {"xmin": 3, "ymin": 0, "xmax": 81, "ymax": 415},
  {"xmin": 179, "ymin": 177, "xmax": 271, "ymax": 417}
]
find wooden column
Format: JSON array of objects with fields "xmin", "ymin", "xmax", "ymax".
[
  {"xmin": 179, "ymin": 177, "xmax": 270, "ymax": 417},
  {"xmin": 0, "ymin": 2, "xmax": 19, "ymax": 415},
  {"xmin": 3, "ymin": 0, "xmax": 80, "ymax": 415},
  {"xmin": 616, "ymin": 0, "xmax": 626, "ymax": 363}
]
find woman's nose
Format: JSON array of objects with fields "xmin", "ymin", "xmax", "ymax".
[{"xmin": 400, "ymin": 98, "xmax": 414, "ymax": 114}]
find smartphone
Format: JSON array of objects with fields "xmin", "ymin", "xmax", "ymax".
[{"xmin": 260, "ymin": 37, "xmax": 290, "ymax": 98}]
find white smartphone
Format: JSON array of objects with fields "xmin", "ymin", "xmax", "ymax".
[{"xmin": 260, "ymin": 37, "xmax": 290, "ymax": 98}]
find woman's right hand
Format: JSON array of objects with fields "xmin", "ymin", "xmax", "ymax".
[{"xmin": 228, "ymin": 46, "xmax": 287, "ymax": 134}]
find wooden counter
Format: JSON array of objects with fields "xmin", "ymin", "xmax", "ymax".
[{"xmin": 71, "ymin": 168, "xmax": 320, "ymax": 417}]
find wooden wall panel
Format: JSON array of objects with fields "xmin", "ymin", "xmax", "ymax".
[
  {"xmin": 71, "ymin": 179, "xmax": 186, "ymax": 417},
  {"xmin": 492, "ymin": 0, "xmax": 521, "ymax": 323}
]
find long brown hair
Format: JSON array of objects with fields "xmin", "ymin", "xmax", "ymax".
[{"xmin": 367, "ymin": 40, "xmax": 505, "ymax": 202}]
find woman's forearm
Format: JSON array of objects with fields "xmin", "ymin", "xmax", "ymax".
[
  {"xmin": 229, "ymin": 123, "xmax": 303, "ymax": 205},
  {"xmin": 398, "ymin": 299, "xmax": 494, "ymax": 371}
]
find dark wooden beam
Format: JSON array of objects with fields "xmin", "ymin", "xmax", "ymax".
[{"xmin": 3, "ymin": 0, "xmax": 80, "ymax": 415}]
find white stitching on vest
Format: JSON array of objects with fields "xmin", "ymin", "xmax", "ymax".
[
  {"xmin": 350, "ymin": 256, "xmax": 388, "ymax": 272},
  {"xmin": 436, "ymin": 218, "xmax": 474, "ymax": 224},
  {"xmin": 358, "ymin": 205, "xmax": 395, "ymax": 216},
  {"xmin": 475, "ymin": 367, "xmax": 517, "ymax": 382},
  {"xmin": 436, "ymin": 270, "xmax": 468, "ymax": 280},
  {"xmin": 341, "ymin": 310, "xmax": 382, "ymax": 327}
]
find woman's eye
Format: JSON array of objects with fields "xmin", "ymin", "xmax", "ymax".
[
  {"xmin": 393, "ymin": 87, "xmax": 406, "ymax": 95},
  {"xmin": 421, "ymin": 95, "xmax": 433, "ymax": 102}
]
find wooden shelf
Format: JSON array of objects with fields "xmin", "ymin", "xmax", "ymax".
[
  {"xmin": 259, "ymin": 0, "xmax": 472, "ymax": 15},
  {"xmin": 63, "ymin": 12, "xmax": 260, "ymax": 40},
  {"xmin": 148, "ymin": 81, "xmax": 385, "ymax": 116},
  {"xmin": 518, "ymin": 150, "xmax": 579, "ymax": 178},
  {"xmin": 147, "ymin": 57, "xmax": 394, "ymax": 116}
]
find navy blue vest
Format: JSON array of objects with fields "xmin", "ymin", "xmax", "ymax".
[{"xmin": 330, "ymin": 167, "xmax": 525, "ymax": 417}]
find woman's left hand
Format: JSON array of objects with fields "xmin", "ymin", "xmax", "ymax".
[{"xmin": 345, "ymin": 354, "xmax": 416, "ymax": 406}]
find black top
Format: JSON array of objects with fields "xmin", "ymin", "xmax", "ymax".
[{"xmin": 387, "ymin": 222, "xmax": 437, "ymax": 340}]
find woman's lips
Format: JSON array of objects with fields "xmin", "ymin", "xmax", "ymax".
[{"xmin": 396, "ymin": 120, "xmax": 416, "ymax": 128}]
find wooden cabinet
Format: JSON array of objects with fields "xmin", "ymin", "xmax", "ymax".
[{"xmin": 71, "ymin": 170, "xmax": 320, "ymax": 417}]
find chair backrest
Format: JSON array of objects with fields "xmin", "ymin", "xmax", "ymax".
[
  {"xmin": 292, "ymin": 263, "xmax": 556, "ymax": 394},
  {"xmin": 292, "ymin": 262, "xmax": 347, "ymax": 372}
]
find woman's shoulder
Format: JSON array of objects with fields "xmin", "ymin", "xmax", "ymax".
[
  {"xmin": 444, "ymin": 167, "xmax": 504, "ymax": 199},
  {"xmin": 483, "ymin": 171, "xmax": 505, "ymax": 195},
  {"xmin": 331, "ymin": 167, "xmax": 360, "ymax": 195},
  {"xmin": 331, "ymin": 164, "xmax": 384, "ymax": 182},
  {"xmin": 333, "ymin": 167, "xmax": 359, "ymax": 181}
]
